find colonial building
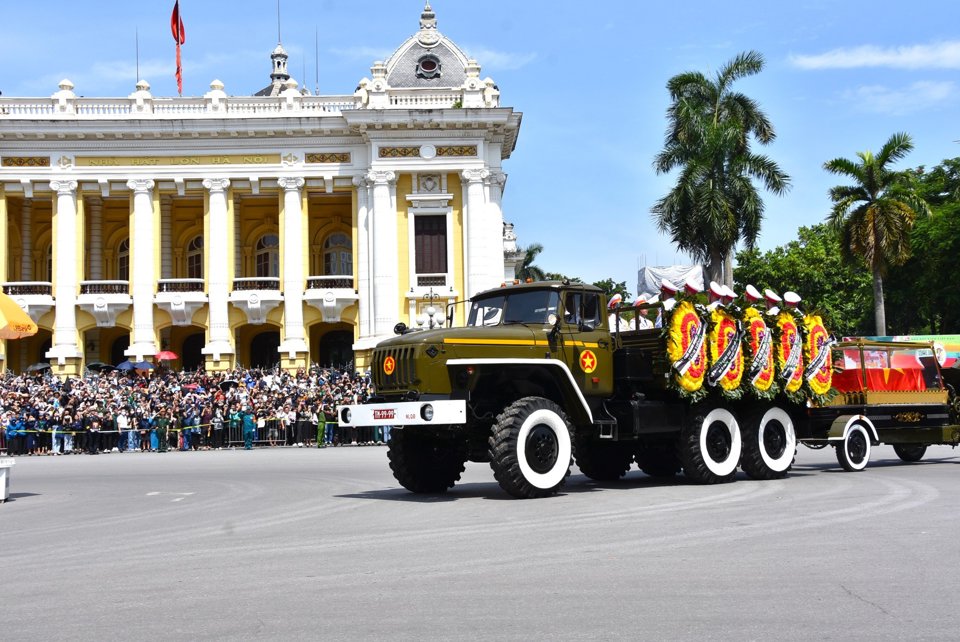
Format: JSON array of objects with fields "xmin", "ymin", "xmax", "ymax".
[{"xmin": 0, "ymin": 3, "xmax": 524, "ymax": 376}]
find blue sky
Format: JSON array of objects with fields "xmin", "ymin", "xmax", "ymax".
[{"xmin": 2, "ymin": 1, "xmax": 959, "ymax": 293}]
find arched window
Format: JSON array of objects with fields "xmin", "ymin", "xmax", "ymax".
[
  {"xmin": 187, "ymin": 236, "xmax": 203, "ymax": 279},
  {"xmin": 323, "ymin": 232, "xmax": 352, "ymax": 276},
  {"xmin": 255, "ymin": 233, "xmax": 279, "ymax": 277},
  {"xmin": 118, "ymin": 238, "xmax": 130, "ymax": 281}
]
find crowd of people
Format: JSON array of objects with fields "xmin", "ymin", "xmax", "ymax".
[{"xmin": 0, "ymin": 364, "xmax": 376, "ymax": 456}]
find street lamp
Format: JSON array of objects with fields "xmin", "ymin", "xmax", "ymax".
[{"xmin": 424, "ymin": 287, "xmax": 443, "ymax": 329}]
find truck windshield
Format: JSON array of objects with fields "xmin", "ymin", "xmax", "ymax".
[{"xmin": 467, "ymin": 290, "xmax": 560, "ymax": 327}]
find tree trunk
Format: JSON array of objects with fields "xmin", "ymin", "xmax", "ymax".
[
  {"xmin": 706, "ymin": 250, "xmax": 724, "ymax": 288},
  {"xmin": 723, "ymin": 252, "xmax": 734, "ymax": 290},
  {"xmin": 872, "ymin": 269, "xmax": 886, "ymax": 336}
]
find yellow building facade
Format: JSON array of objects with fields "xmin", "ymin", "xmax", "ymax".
[{"xmin": 0, "ymin": 4, "xmax": 523, "ymax": 376}]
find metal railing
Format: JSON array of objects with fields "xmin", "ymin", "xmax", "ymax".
[
  {"xmin": 79, "ymin": 280, "xmax": 129, "ymax": 295},
  {"xmin": 157, "ymin": 279, "xmax": 205, "ymax": 293},
  {"xmin": 306, "ymin": 276, "xmax": 354, "ymax": 289},
  {"xmin": 233, "ymin": 277, "xmax": 281, "ymax": 291},
  {"xmin": 3, "ymin": 282, "xmax": 52, "ymax": 296}
]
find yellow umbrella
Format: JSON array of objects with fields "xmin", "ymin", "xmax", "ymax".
[{"xmin": 0, "ymin": 292, "xmax": 38, "ymax": 340}]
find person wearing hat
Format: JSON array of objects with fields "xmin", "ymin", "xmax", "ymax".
[
  {"xmin": 744, "ymin": 284, "xmax": 763, "ymax": 306},
  {"xmin": 707, "ymin": 281, "xmax": 725, "ymax": 311},
  {"xmin": 721, "ymin": 285, "xmax": 736, "ymax": 306},
  {"xmin": 631, "ymin": 296, "xmax": 654, "ymax": 330},
  {"xmin": 684, "ymin": 278, "xmax": 702, "ymax": 296},
  {"xmin": 783, "ymin": 291, "xmax": 802, "ymax": 313},
  {"xmin": 764, "ymin": 289, "xmax": 782, "ymax": 317},
  {"xmin": 241, "ymin": 405, "xmax": 257, "ymax": 450},
  {"xmin": 607, "ymin": 293, "xmax": 628, "ymax": 332},
  {"xmin": 660, "ymin": 279, "xmax": 678, "ymax": 312}
]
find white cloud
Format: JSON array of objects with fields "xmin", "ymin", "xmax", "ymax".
[
  {"xmin": 842, "ymin": 80, "xmax": 958, "ymax": 115},
  {"xmin": 790, "ymin": 41, "xmax": 960, "ymax": 69}
]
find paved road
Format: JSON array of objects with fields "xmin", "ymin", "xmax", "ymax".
[{"xmin": 1, "ymin": 443, "xmax": 959, "ymax": 640}]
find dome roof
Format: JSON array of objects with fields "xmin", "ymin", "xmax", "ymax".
[{"xmin": 383, "ymin": 2, "xmax": 472, "ymax": 89}]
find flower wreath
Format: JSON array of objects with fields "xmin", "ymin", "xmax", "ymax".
[
  {"xmin": 706, "ymin": 306, "xmax": 744, "ymax": 398},
  {"xmin": 741, "ymin": 307, "xmax": 777, "ymax": 399},
  {"xmin": 774, "ymin": 311, "xmax": 804, "ymax": 400},
  {"xmin": 666, "ymin": 300, "xmax": 708, "ymax": 398},
  {"xmin": 802, "ymin": 313, "xmax": 834, "ymax": 399}
]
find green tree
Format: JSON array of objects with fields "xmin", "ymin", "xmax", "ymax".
[
  {"xmin": 653, "ymin": 50, "xmax": 790, "ymax": 288},
  {"xmin": 734, "ymin": 224, "xmax": 873, "ymax": 338},
  {"xmin": 884, "ymin": 158, "xmax": 960, "ymax": 333},
  {"xmin": 516, "ymin": 243, "xmax": 545, "ymax": 282},
  {"xmin": 824, "ymin": 132, "xmax": 931, "ymax": 335},
  {"xmin": 591, "ymin": 278, "xmax": 629, "ymax": 300}
]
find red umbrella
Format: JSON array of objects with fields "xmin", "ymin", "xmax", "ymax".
[{"xmin": 155, "ymin": 350, "xmax": 178, "ymax": 361}]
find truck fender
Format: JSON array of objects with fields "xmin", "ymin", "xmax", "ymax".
[
  {"xmin": 446, "ymin": 358, "xmax": 594, "ymax": 424},
  {"xmin": 827, "ymin": 415, "xmax": 878, "ymax": 443}
]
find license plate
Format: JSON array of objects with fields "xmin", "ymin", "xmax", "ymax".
[{"xmin": 374, "ymin": 409, "xmax": 395, "ymax": 420}]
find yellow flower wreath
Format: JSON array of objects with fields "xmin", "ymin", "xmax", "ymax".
[{"xmin": 666, "ymin": 300, "xmax": 707, "ymax": 392}]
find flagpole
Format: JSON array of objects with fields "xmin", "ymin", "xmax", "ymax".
[{"xmin": 135, "ymin": 27, "xmax": 140, "ymax": 82}]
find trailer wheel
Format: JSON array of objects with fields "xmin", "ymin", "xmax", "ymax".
[
  {"xmin": 740, "ymin": 405, "xmax": 796, "ymax": 480},
  {"xmin": 835, "ymin": 423, "xmax": 871, "ymax": 472},
  {"xmin": 387, "ymin": 428, "xmax": 468, "ymax": 493},
  {"xmin": 679, "ymin": 404, "xmax": 741, "ymax": 484},
  {"xmin": 574, "ymin": 437, "xmax": 633, "ymax": 481},
  {"xmin": 489, "ymin": 396, "xmax": 572, "ymax": 498},
  {"xmin": 636, "ymin": 443, "xmax": 682, "ymax": 478},
  {"xmin": 893, "ymin": 444, "xmax": 927, "ymax": 463}
]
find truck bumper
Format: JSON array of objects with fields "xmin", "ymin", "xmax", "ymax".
[{"xmin": 337, "ymin": 400, "xmax": 466, "ymax": 427}]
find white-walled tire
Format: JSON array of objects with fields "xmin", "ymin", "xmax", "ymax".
[
  {"xmin": 489, "ymin": 397, "xmax": 573, "ymax": 498},
  {"xmin": 835, "ymin": 423, "xmax": 871, "ymax": 472},
  {"xmin": 740, "ymin": 405, "xmax": 796, "ymax": 480},
  {"xmin": 679, "ymin": 404, "xmax": 742, "ymax": 484}
]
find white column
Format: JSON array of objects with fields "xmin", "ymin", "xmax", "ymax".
[
  {"xmin": 20, "ymin": 198, "xmax": 32, "ymax": 280},
  {"xmin": 87, "ymin": 196, "xmax": 103, "ymax": 281},
  {"xmin": 486, "ymin": 171, "xmax": 508, "ymax": 286},
  {"xmin": 353, "ymin": 175, "xmax": 372, "ymax": 337},
  {"xmin": 461, "ymin": 168, "xmax": 490, "ymax": 298},
  {"xmin": 368, "ymin": 170, "xmax": 397, "ymax": 336},
  {"xmin": 160, "ymin": 195, "xmax": 173, "ymax": 279},
  {"xmin": 277, "ymin": 177, "xmax": 308, "ymax": 357},
  {"xmin": 46, "ymin": 180, "xmax": 81, "ymax": 362},
  {"xmin": 202, "ymin": 178, "xmax": 234, "ymax": 359},
  {"xmin": 125, "ymin": 179, "xmax": 157, "ymax": 361}
]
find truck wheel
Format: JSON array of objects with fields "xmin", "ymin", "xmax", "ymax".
[
  {"xmin": 893, "ymin": 444, "xmax": 927, "ymax": 462},
  {"xmin": 636, "ymin": 443, "xmax": 682, "ymax": 478},
  {"xmin": 574, "ymin": 437, "xmax": 633, "ymax": 481},
  {"xmin": 489, "ymin": 396, "xmax": 572, "ymax": 498},
  {"xmin": 740, "ymin": 405, "xmax": 796, "ymax": 480},
  {"xmin": 387, "ymin": 429, "xmax": 468, "ymax": 493},
  {"xmin": 679, "ymin": 404, "xmax": 741, "ymax": 484},
  {"xmin": 835, "ymin": 423, "xmax": 871, "ymax": 472}
]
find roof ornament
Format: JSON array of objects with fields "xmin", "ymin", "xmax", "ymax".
[{"xmin": 417, "ymin": 1, "xmax": 440, "ymax": 46}]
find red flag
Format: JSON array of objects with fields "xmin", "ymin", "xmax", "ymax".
[{"xmin": 171, "ymin": 1, "xmax": 185, "ymax": 95}]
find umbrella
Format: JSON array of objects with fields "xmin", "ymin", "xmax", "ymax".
[
  {"xmin": 219, "ymin": 379, "xmax": 239, "ymax": 392},
  {"xmin": 133, "ymin": 361, "xmax": 155, "ymax": 370},
  {"xmin": 116, "ymin": 361, "xmax": 136, "ymax": 371},
  {"xmin": 26, "ymin": 362, "xmax": 51, "ymax": 373},
  {"xmin": 86, "ymin": 361, "xmax": 111, "ymax": 372},
  {"xmin": 155, "ymin": 350, "xmax": 178, "ymax": 361},
  {"xmin": 0, "ymin": 292, "xmax": 38, "ymax": 340}
]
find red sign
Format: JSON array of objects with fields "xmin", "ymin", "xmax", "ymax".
[
  {"xmin": 579, "ymin": 349, "xmax": 597, "ymax": 374},
  {"xmin": 383, "ymin": 356, "xmax": 396, "ymax": 376},
  {"xmin": 373, "ymin": 409, "xmax": 395, "ymax": 420}
]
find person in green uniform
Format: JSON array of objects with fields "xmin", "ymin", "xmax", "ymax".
[
  {"xmin": 155, "ymin": 409, "xmax": 170, "ymax": 453},
  {"xmin": 242, "ymin": 406, "xmax": 256, "ymax": 450}
]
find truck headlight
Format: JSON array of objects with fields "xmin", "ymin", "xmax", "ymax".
[
  {"xmin": 420, "ymin": 404, "xmax": 434, "ymax": 421},
  {"xmin": 340, "ymin": 408, "xmax": 352, "ymax": 424}
]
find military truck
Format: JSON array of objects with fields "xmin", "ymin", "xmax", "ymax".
[{"xmin": 338, "ymin": 281, "xmax": 960, "ymax": 498}]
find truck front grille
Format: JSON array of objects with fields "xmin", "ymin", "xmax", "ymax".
[{"xmin": 372, "ymin": 346, "xmax": 418, "ymax": 390}]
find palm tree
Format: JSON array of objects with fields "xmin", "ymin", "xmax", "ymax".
[
  {"xmin": 824, "ymin": 132, "xmax": 931, "ymax": 335},
  {"xmin": 516, "ymin": 243, "xmax": 546, "ymax": 281},
  {"xmin": 653, "ymin": 50, "xmax": 790, "ymax": 288}
]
